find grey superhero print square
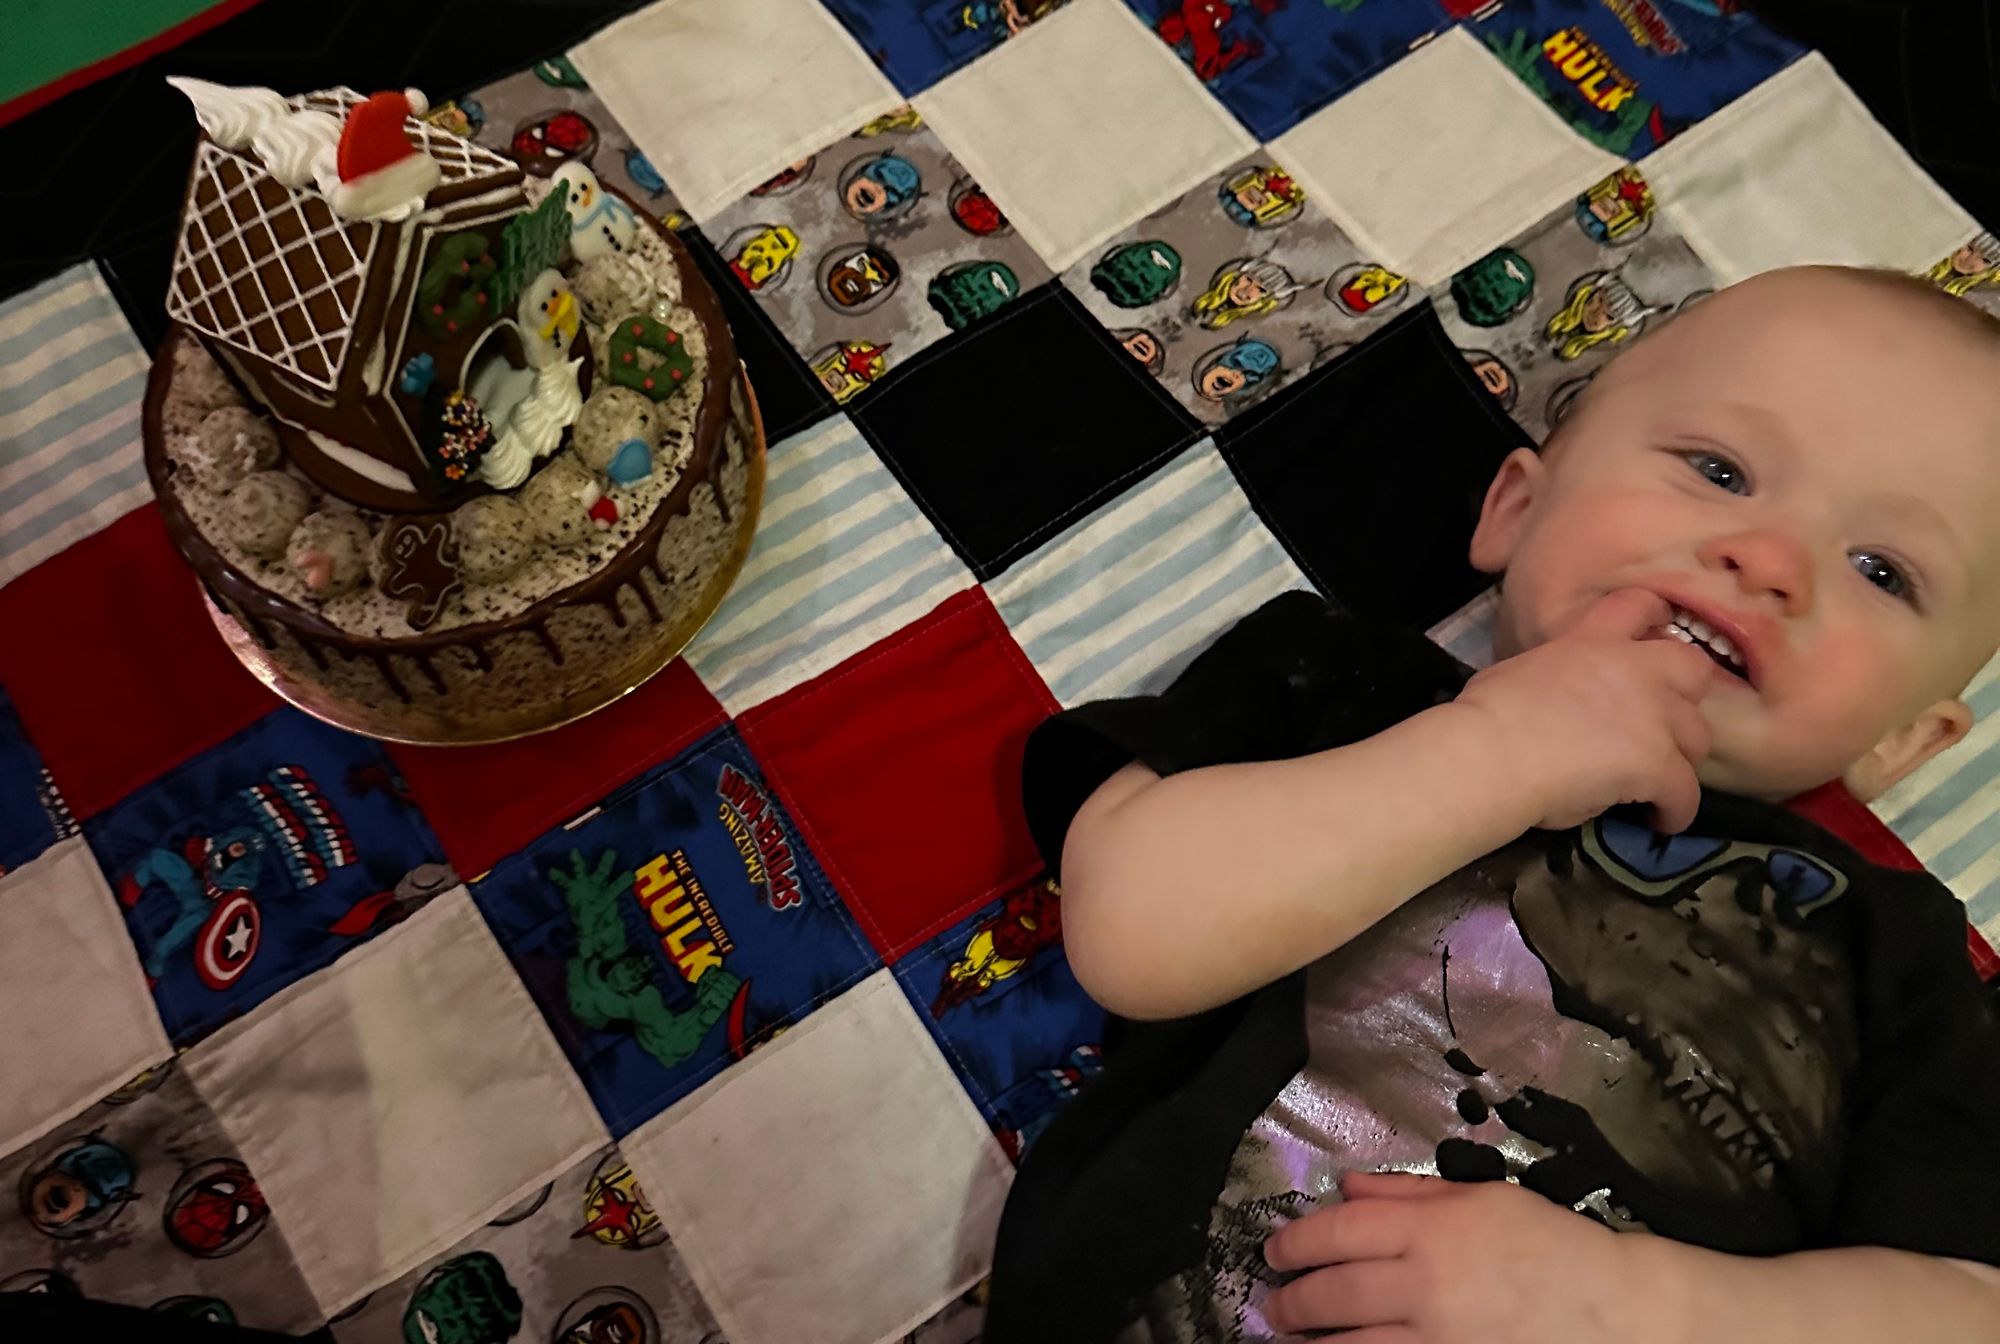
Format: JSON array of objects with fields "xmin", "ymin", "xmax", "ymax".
[
  {"xmin": 327, "ymin": 1144, "xmax": 722, "ymax": 1344},
  {"xmin": 1062, "ymin": 153, "xmax": 1418, "ymax": 425},
  {"xmin": 0, "ymin": 1060, "xmax": 319, "ymax": 1334},
  {"xmin": 457, "ymin": 59, "xmax": 686, "ymax": 228},
  {"xmin": 700, "ymin": 106, "xmax": 1055, "ymax": 406},
  {"xmin": 1930, "ymin": 231, "xmax": 2000, "ymax": 316},
  {"xmin": 1429, "ymin": 165, "xmax": 1718, "ymax": 445}
]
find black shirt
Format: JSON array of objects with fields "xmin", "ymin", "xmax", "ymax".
[{"xmin": 986, "ymin": 591, "xmax": 2000, "ymax": 1343}]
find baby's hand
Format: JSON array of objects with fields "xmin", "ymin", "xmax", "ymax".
[
  {"xmin": 1455, "ymin": 589, "xmax": 1714, "ymax": 833},
  {"xmin": 1264, "ymin": 1173, "xmax": 1671, "ymax": 1343}
]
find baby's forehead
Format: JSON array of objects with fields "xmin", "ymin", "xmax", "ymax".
[
  {"xmin": 1606, "ymin": 267, "xmax": 2000, "ymax": 413},
  {"xmin": 1579, "ymin": 265, "xmax": 2000, "ymax": 515}
]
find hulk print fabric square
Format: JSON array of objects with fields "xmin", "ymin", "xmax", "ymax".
[
  {"xmin": 1469, "ymin": 0, "xmax": 1805, "ymax": 156},
  {"xmin": 1066, "ymin": 153, "xmax": 1415, "ymax": 424},
  {"xmin": 702, "ymin": 108, "xmax": 1052, "ymax": 405},
  {"xmin": 473, "ymin": 727, "xmax": 877, "ymax": 1136},
  {"xmin": 83, "ymin": 711, "xmax": 451, "ymax": 1047},
  {"xmin": 1435, "ymin": 165, "xmax": 1716, "ymax": 444},
  {"xmin": 1125, "ymin": 0, "xmax": 1452, "ymax": 141}
]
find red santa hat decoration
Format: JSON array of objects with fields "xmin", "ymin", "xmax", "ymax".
[{"xmin": 330, "ymin": 89, "xmax": 440, "ymax": 221}]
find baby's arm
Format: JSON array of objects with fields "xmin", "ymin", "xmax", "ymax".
[
  {"xmin": 1660, "ymin": 1242, "xmax": 2000, "ymax": 1344},
  {"xmin": 1062, "ymin": 708, "xmax": 1530, "ymax": 1020},
  {"xmin": 1262, "ymin": 1172, "xmax": 2000, "ymax": 1343},
  {"xmin": 1062, "ymin": 590, "xmax": 1712, "ymax": 1020}
]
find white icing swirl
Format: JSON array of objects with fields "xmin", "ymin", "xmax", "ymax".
[
  {"xmin": 479, "ymin": 358, "xmax": 583, "ymax": 489},
  {"xmin": 515, "ymin": 357, "xmax": 585, "ymax": 456},
  {"xmin": 167, "ymin": 77, "xmax": 289, "ymax": 150},
  {"xmin": 253, "ymin": 109, "xmax": 342, "ymax": 190}
]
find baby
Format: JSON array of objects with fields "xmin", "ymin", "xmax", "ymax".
[{"xmin": 984, "ymin": 267, "xmax": 2000, "ymax": 1343}]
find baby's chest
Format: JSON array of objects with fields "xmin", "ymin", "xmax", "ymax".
[{"xmin": 1243, "ymin": 838, "xmax": 1861, "ymax": 1243}]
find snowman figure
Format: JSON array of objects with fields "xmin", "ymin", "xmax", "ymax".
[
  {"xmin": 553, "ymin": 162, "xmax": 637, "ymax": 263},
  {"xmin": 474, "ymin": 269, "xmax": 586, "ymax": 489},
  {"xmin": 517, "ymin": 268, "xmax": 581, "ymax": 367}
]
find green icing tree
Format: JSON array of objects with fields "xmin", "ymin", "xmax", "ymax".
[{"xmin": 492, "ymin": 190, "xmax": 571, "ymax": 314}]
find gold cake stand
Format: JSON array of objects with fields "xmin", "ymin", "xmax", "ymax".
[{"xmin": 207, "ymin": 369, "xmax": 768, "ymax": 746}]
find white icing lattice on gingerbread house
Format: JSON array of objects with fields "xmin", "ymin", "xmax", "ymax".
[
  {"xmin": 165, "ymin": 88, "xmax": 519, "ymax": 393},
  {"xmin": 167, "ymin": 138, "xmax": 380, "ymax": 390}
]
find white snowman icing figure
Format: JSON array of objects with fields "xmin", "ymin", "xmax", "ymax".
[
  {"xmin": 553, "ymin": 162, "xmax": 637, "ymax": 263},
  {"xmin": 518, "ymin": 268, "xmax": 581, "ymax": 367},
  {"xmin": 474, "ymin": 269, "xmax": 585, "ymax": 489}
]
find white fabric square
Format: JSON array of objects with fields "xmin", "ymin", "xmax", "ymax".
[
  {"xmin": 684, "ymin": 416, "xmax": 970, "ymax": 715},
  {"xmin": 622, "ymin": 970, "xmax": 1013, "ymax": 1344},
  {"xmin": 987, "ymin": 438, "xmax": 1308, "ymax": 707},
  {"xmin": 1873, "ymin": 650, "xmax": 2000, "ymax": 923},
  {"xmin": 1270, "ymin": 27, "xmax": 1622, "ymax": 287},
  {"xmin": 913, "ymin": 0, "xmax": 1255, "ymax": 270},
  {"xmin": 0, "ymin": 836, "xmax": 169, "ymax": 1159},
  {"xmin": 1639, "ymin": 53, "xmax": 1977, "ymax": 287},
  {"xmin": 568, "ymin": 0, "xmax": 901, "ymax": 222},
  {"xmin": 183, "ymin": 889, "xmax": 607, "ymax": 1317}
]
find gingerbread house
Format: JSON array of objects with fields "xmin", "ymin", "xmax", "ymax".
[{"xmin": 166, "ymin": 83, "xmax": 589, "ymax": 511}]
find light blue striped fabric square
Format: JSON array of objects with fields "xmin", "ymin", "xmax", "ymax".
[
  {"xmin": 683, "ymin": 415, "xmax": 970, "ymax": 713},
  {"xmin": 0, "ymin": 264, "xmax": 154, "ymax": 588},
  {"xmin": 1874, "ymin": 653, "xmax": 2000, "ymax": 936},
  {"xmin": 986, "ymin": 437, "xmax": 1309, "ymax": 709}
]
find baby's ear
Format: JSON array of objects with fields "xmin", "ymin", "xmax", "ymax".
[
  {"xmin": 1468, "ymin": 447, "xmax": 1544, "ymax": 575},
  {"xmin": 1843, "ymin": 699, "xmax": 1974, "ymax": 802}
]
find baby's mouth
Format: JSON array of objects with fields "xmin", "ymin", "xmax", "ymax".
[{"xmin": 1658, "ymin": 605, "xmax": 1750, "ymax": 682}]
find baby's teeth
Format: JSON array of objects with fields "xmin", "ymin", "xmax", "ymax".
[
  {"xmin": 1688, "ymin": 618, "xmax": 1716, "ymax": 644},
  {"xmin": 1667, "ymin": 626, "xmax": 1695, "ymax": 642},
  {"xmin": 1707, "ymin": 632, "xmax": 1735, "ymax": 659}
]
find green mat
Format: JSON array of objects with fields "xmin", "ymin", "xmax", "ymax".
[{"xmin": 3, "ymin": 0, "xmax": 244, "ymax": 113}]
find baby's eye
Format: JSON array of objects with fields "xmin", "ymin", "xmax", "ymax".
[
  {"xmin": 1850, "ymin": 550, "xmax": 1915, "ymax": 603},
  {"xmin": 1680, "ymin": 451, "xmax": 1749, "ymax": 494}
]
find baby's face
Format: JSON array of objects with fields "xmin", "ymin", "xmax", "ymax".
[{"xmin": 1476, "ymin": 268, "xmax": 2000, "ymax": 801}]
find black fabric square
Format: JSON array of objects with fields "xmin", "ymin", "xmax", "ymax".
[
  {"xmin": 848, "ymin": 283, "xmax": 1200, "ymax": 581},
  {"xmin": 1216, "ymin": 302, "xmax": 1530, "ymax": 631},
  {"xmin": 680, "ymin": 228, "xmax": 836, "ymax": 444}
]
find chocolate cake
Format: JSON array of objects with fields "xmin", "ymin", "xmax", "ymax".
[{"xmin": 144, "ymin": 80, "xmax": 759, "ymax": 741}]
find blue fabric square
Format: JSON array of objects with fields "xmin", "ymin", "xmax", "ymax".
[
  {"xmin": 891, "ymin": 878, "xmax": 1105, "ymax": 1160},
  {"xmin": 472, "ymin": 725, "xmax": 879, "ymax": 1137},
  {"xmin": 1469, "ymin": 0, "xmax": 1806, "ymax": 157},
  {"xmin": 818, "ymin": 0, "xmax": 1078, "ymax": 95},
  {"xmin": 84, "ymin": 709, "xmax": 450, "ymax": 1047},
  {"xmin": 0, "ymin": 687, "xmax": 73, "ymax": 875},
  {"xmin": 1124, "ymin": 0, "xmax": 1451, "ymax": 142}
]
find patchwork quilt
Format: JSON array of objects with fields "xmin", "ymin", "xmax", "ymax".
[{"xmin": 1, "ymin": 1, "xmax": 1997, "ymax": 1342}]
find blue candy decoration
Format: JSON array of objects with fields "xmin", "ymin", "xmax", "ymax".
[
  {"xmin": 625, "ymin": 148, "xmax": 667, "ymax": 197},
  {"xmin": 399, "ymin": 353, "xmax": 436, "ymax": 396},
  {"xmin": 607, "ymin": 438, "xmax": 653, "ymax": 487}
]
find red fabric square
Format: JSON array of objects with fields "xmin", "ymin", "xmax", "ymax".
[
  {"xmin": 0, "ymin": 506, "xmax": 279, "ymax": 820},
  {"xmin": 738, "ymin": 588, "xmax": 1058, "ymax": 961},
  {"xmin": 391, "ymin": 656, "xmax": 724, "ymax": 880}
]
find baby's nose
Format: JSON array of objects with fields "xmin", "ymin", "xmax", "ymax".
[{"xmin": 1697, "ymin": 529, "xmax": 1815, "ymax": 615}]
